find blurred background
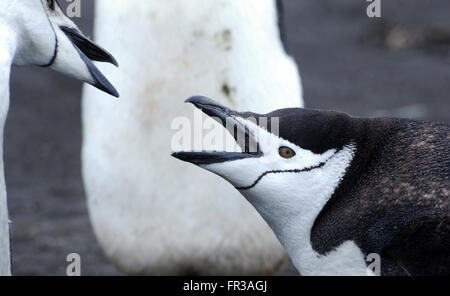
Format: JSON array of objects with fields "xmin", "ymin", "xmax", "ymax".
[{"xmin": 7, "ymin": 0, "xmax": 450, "ymax": 275}]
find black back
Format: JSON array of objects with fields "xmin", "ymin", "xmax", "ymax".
[{"xmin": 308, "ymin": 118, "xmax": 450, "ymax": 276}]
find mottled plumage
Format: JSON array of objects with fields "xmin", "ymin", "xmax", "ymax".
[{"xmin": 312, "ymin": 119, "xmax": 449, "ymax": 275}]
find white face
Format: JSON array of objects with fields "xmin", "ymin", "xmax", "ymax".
[
  {"xmin": 39, "ymin": 0, "xmax": 94, "ymax": 82},
  {"xmin": 1, "ymin": 0, "xmax": 53, "ymax": 65},
  {"xmin": 196, "ymin": 115, "xmax": 356, "ymax": 226},
  {"xmin": 1, "ymin": 0, "xmax": 118, "ymax": 97},
  {"xmin": 202, "ymin": 117, "xmax": 337, "ymax": 189},
  {"xmin": 10, "ymin": 1, "xmax": 73, "ymax": 65}
]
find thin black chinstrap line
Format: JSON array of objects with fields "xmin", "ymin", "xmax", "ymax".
[
  {"xmin": 235, "ymin": 162, "xmax": 327, "ymax": 191},
  {"xmin": 41, "ymin": 35, "xmax": 58, "ymax": 67},
  {"xmin": 41, "ymin": 2, "xmax": 58, "ymax": 68},
  {"xmin": 235, "ymin": 150, "xmax": 339, "ymax": 191}
]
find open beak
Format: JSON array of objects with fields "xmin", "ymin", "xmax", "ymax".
[
  {"xmin": 60, "ymin": 26, "xmax": 119, "ymax": 98},
  {"xmin": 171, "ymin": 96, "xmax": 261, "ymax": 166}
]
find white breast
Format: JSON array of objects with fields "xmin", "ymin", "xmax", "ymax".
[{"xmin": 82, "ymin": 0, "xmax": 302, "ymax": 274}]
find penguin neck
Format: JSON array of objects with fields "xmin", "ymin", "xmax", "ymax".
[
  {"xmin": 0, "ymin": 23, "xmax": 15, "ymax": 276},
  {"xmin": 328, "ymin": 118, "xmax": 392, "ymax": 201},
  {"xmin": 240, "ymin": 145, "xmax": 359, "ymax": 275},
  {"xmin": 309, "ymin": 118, "xmax": 393, "ymax": 254}
]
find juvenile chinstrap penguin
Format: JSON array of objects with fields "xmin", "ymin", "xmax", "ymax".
[
  {"xmin": 0, "ymin": 0, "xmax": 119, "ymax": 275},
  {"xmin": 173, "ymin": 96, "xmax": 449, "ymax": 276}
]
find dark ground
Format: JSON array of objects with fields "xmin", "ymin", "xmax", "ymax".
[{"xmin": 7, "ymin": 0, "xmax": 450, "ymax": 275}]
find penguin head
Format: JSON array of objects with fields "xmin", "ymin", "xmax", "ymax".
[
  {"xmin": 172, "ymin": 96, "xmax": 357, "ymax": 217},
  {"xmin": 10, "ymin": 0, "xmax": 118, "ymax": 97}
]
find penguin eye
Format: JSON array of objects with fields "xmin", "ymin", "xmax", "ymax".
[{"xmin": 279, "ymin": 146, "xmax": 295, "ymax": 159}]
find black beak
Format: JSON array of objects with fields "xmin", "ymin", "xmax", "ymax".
[
  {"xmin": 60, "ymin": 26, "xmax": 118, "ymax": 66},
  {"xmin": 171, "ymin": 151, "xmax": 256, "ymax": 165},
  {"xmin": 60, "ymin": 26, "xmax": 119, "ymax": 98},
  {"xmin": 184, "ymin": 95, "xmax": 237, "ymax": 122},
  {"xmin": 171, "ymin": 96, "xmax": 261, "ymax": 166}
]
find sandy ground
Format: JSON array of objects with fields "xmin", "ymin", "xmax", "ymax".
[{"xmin": 7, "ymin": 0, "xmax": 450, "ymax": 275}]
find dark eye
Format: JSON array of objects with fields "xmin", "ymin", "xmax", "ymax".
[{"xmin": 279, "ymin": 146, "xmax": 295, "ymax": 159}]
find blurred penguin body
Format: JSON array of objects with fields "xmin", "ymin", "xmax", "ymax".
[{"xmin": 82, "ymin": 0, "xmax": 302, "ymax": 275}]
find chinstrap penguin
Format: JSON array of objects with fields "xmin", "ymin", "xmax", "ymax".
[
  {"xmin": 0, "ymin": 0, "xmax": 119, "ymax": 275},
  {"xmin": 173, "ymin": 96, "xmax": 450, "ymax": 276},
  {"xmin": 1, "ymin": 0, "xmax": 119, "ymax": 97}
]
